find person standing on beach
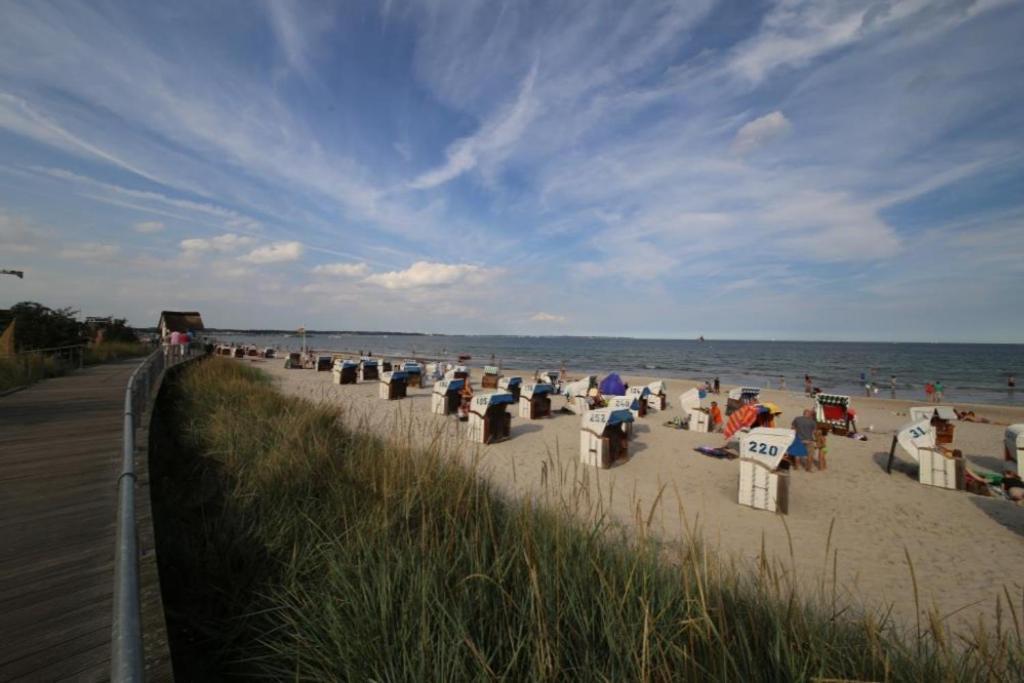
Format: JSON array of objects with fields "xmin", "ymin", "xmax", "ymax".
[
  {"xmin": 935, "ymin": 380, "xmax": 944, "ymax": 402},
  {"xmin": 925, "ymin": 382, "xmax": 934, "ymax": 403},
  {"xmin": 804, "ymin": 374, "xmax": 812, "ymax": 396},
  {"xmin": 890, "ymin": 375, "xmax": 897, "ymax": 398},
  {"xmin": 713, "ymin": 376, "xmax": 720, "ymax": 394},
  {"xmin": 1010, "ymin": 374, "xmax": 1016, "ymax": 390},
  {"xmin": 789, "ymin": 409, "xmax": 817, "ymax": 471},
  {"xmin": 779, "ymin": 375, "xmax": 786, "ymax": 390}
]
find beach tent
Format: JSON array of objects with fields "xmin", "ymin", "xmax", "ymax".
[
  {"xmin": 1006, "ymin": 425, "xmax": 1024, "ymax": 469},
  {"xmin": 518, "ymin": 382, "xmax": 554, "ymax": 419},
  {"xmin": 431, "ymin": 378, "xmax": 465, "ymax": 416},
  {"xmin": 481, "ymin": 365, "xmax": 502, "ymax": 389},
  {"xmin": 498, "ymin": 376, "xmax": 523, "ymax": 401},
  {"xmin": 580, "ymin": 408, "xmax": 635, "ymax": 468},
  {"xmin": 737, "ymin": 428, "xmax": 794, "ymax": 514},
  {"xmin": 599, "ymin": 373, "xmax": 626, "ymax": 396},
  {"xmin": 333, "ymin": 359, "xmax": 358, "ymax": 384},
  {"xmin": 467, "ymin": 392, "xmax": 515, "ymax": 443},
  {"xmin": 378, "ymin": 371, "xmax": 409, "ymax": 400}
]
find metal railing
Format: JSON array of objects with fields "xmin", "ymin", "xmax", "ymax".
[{"xmin": 112, "ymin": 344, "xmax": 203, "ymax": 682}]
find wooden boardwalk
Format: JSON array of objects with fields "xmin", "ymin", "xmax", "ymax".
[{"xmin": 0, "ymin": 361, "xmax": 170, "ymax": 681}]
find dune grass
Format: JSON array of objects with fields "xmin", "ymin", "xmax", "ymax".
[
  {"xmin": 151, "ymin": 356, "xmax": 1023, "ymax": 681},
  {"xmin": 0, "ymin": 353, "xmax": 67, "ymax": 392},
  {"xmin": 82, "ymin": 340, "xmax": 151, "ymax": 365}
]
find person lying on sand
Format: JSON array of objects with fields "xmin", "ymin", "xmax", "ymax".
[
  {"xmin": 955, "ymin": 409, "xmax": 990, "ymax": 423},
  {"xmin": 1003, "ymin": 470, "xmax": 1024, "ymax": 502}
]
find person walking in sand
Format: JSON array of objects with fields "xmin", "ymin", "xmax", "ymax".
[{"xmin": 804, "ymin": 374, "xmax": 812, "ymax": 396}]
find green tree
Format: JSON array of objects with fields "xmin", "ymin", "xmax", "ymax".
[{"xmin": 10, "ymin": 301, "xmax": 84, "ymax": 351}]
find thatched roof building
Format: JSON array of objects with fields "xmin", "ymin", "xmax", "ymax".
[{"xmin": 158, "ymin": 311, "xmax": 205, "ymax": 339}]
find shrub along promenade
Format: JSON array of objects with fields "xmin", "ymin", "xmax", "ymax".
[
  {"xmin": 151, "ymin": 357, "xmax": 1022, "ymax": 680},
  {"xmin": 0, "ymin": 341, "xmax": 151, "ymax": 393}
]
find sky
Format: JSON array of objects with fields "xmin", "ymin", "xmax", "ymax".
[{"xmin": 0, "ymin": 0, "xmax": 1022, "ymax": 342}]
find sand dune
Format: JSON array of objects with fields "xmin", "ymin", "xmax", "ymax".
[{"xmin": 251, "ymin": 357, "xmax": 1024, "ymax": 638}]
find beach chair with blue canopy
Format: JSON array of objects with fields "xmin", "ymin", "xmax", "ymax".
[
  {"xmin": 498, "ymin": 376, "xmax": 523, "ymax": 401},
  {"xmin": 580, "ymin": 408, "xmax": 635, "ymax": 468},
  {"xmin": 378, "ymin": 370, "xmax": 409, "ymax": 400},
  {"xmin": 646, "ymin": 380, "xmax": 668, "ymax": 410},
  {"xmin": 359, "ymin": 357, "xmax": 379, "ymax": 382},
  {"xmin": 431, "ymin": 378, "xmax": 465, "ymax": 415},
  {"xmin": 467, "ymin": 392, "xmax": 515, "ymax": 443},
  {"xmin": 518, "ymin": 382, "xmax": 554, "ymax": 419},
  {"xmin": 333, "ymin": 358, "xmax": 358, "ymax": 384},
  {"xmin": 402, "ymin": 361, "xmax": 424, "ymax": 388}
]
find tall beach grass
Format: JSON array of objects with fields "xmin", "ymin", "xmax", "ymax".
[{"xmin": 150, "ymin": 357, "xmax": 1023, "ymax": 680}]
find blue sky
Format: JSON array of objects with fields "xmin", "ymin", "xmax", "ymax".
[{"xmin": 1, "ymin": 0, "xmax": 1022, "ymax": 341}]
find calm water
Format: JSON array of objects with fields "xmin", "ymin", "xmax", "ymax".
[{"xmin": 216, "ymin": 334, "xmax": 1024, "ymax": 407}]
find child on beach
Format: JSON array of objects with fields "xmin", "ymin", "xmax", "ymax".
[
  {"xmin": 814, "ymin": 426, "xmax": 828, "ymax": 470},
  {"xmin": 709, "ymin": 401, "xmax": 723, "ymax": 432}
]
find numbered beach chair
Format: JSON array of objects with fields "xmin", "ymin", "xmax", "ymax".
[
  {"xmin": 285, "ymin": 352, "xmax": 303, "ymax": 369},
  {"xmin": 563, "ymin": 376, "xmax": 597, "ymax": 414},
  {"xmin": 606, "ymin": 395, "xmax": 645, "ymax": 422},
  {"xmin": 261, "ymin": 348, "xmax": 275, "ymax": 359},
  {"xmin": 518, "ymin": 382, "xmax": 554, "ymax": 419},
  {"xmin": 909, "ymin": 406, "xmax": 957, "ymax": 447},
  {"xmin": 1006, "ymin": 424, "xmax": 1024, "ymax": 470},
  {"xmin": 737, "ymin": 428, "xmax": 793, "ymax": 514},
  {"xmin": 498, "ymin": 376, "xmax": 522, "ymax": 402},
  {"xmin": 378, "ymin": 371, "xmax": 409, "ymax": 401},
  {"xmin": 332, "ymin": 359, "xmax": 358, "ymax": 384},
  {"xmin": 815, "ymin": 394, "xmax": 856, "ymax": 435},
  {"xmin": 646, "ymin": 380, "xmax": 668, "ymax": 411},
  {"xmin": 481, "ymin": 365, "xmax": 501, "ymax": 389},
  {"xmin": 726, "ymin": 387, "xmax": 760, "ymax": 416},
  {"xmin": 467, "ymin": 392, "xmax": 515, "ymax": 444},
  {"xmin": 431, "ymin": 378, "xmax": 464, "ymax": 416},
  {"xmin": 678, "ymin": 387, "xmax": 710, "ymax": 432},
  {"xmin": 625, "ymin": 386, "xmax": 651, "ymax": 417},
  {"xmin": 402, "ymin": 361, "xmax": 424, "ymax": 388},
  {"xmin": 246, "ymin": 346, "xmax": 260, "ymax": 357},
  {"xmin": 579, "ymin": 408, "xmax": 635, "ymax": 469},
  {"xmin": 886, "ymin": 419, "xmax": 964, "ymax": 490},
  {"xmin": 359, "ymin": 358, "xmax": 379, "ymax": 382}
]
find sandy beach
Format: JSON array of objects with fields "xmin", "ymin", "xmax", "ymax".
[{"xmin": 246, "ymin": 355, "xmax": 1024, "ymax": 639}]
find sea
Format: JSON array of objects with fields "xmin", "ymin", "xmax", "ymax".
[{"xmin": 214, "ymin": 333, "xmax": 1024, "ymax": 407}]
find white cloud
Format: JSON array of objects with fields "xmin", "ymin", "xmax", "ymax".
[
  {"xmin": 58, "ymin": 242, "xmax": 120, "ymax": 261},
  {"xmin": 242, "ymin": 241, "xmax": 304, "ymax": 264},
  {"xmin": 180, "ymin": 233, "xmax": 254, "ymax": 253},
  {"xmin": 732, "ymin": 111, "xmax": 791, "ymax": 155},
  {"xmin": 363, "ymin": 261, "xmax": 489, "ymax": 290},
  {"xmin": 133, "ymin": 220, "xmax": 164, "ymax": 233},
  {"xmin": 531, "ymin": 312, "xmax": 565, "ymax": 322},
  {"xmin": 312, "ymin": 262, "xmax": 370, "ymax": 277},
  {"xmin": 409, "ymin": 63, "xmax": 540, "ymax": 189}
]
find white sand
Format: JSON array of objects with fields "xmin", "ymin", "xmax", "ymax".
[{"xmin": 247, "ymin": 356, "xmax": 1024, "ymax": 638}]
